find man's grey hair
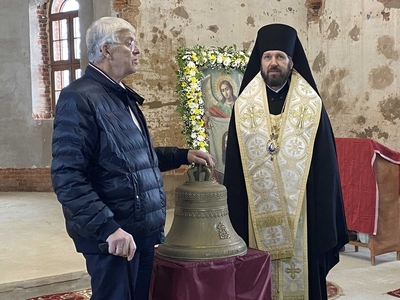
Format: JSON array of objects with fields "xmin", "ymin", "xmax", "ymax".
[{"xmin": 86, "ymin": 17, "xmax": 136, "ymax": 64}]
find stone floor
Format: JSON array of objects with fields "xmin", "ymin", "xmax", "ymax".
[
  {"xmin": 0, "ymin": 192, "xmax": 175, "ymax": 300},
  {"xmin": 0, "ymin": 192, "xmax": 400, "ymax": 300}
]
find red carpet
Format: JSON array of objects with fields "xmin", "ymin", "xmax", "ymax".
[
  {"xmin": 26, "ymin": 289, "xmax": 91, "ymax": 300},
  {"xmin": 27, "ymin": 282, "xmax": 341, "ymax": 299},
  {"xmin": 388, "ymin": 288, "xmax": 400, "ymax": 298}
]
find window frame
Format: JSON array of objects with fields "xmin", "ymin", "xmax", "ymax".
[{"xmin": 49, "ymin": 8, "xmax": 80, "ymax": 112}]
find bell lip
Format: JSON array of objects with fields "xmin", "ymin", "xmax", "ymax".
[{"xmin": 157, "ymin": 244, "xmax": 248, "ymax": 261}]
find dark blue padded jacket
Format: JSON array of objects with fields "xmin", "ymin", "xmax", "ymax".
[{"xmin": 51, "ymin": 64, "xmax": 188, "ymax": 253}]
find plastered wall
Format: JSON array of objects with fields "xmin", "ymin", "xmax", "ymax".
[
  {"xmin": 307, "ymin": 1, "xmax": 400, "ymax": 144},
  {"xmin": 0, "ymin": 0, "xmax": 399, "ymax": 169},
  {"xmin": 125, "ymin": 0, "xmax": 400, "ymax": 150},
  {"xmin": 0, "ymin": 0, "xmax": 53, "ymax": 169}
]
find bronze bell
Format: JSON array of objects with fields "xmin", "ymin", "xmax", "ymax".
[{"xmin": 157, "ymin": 164, "xmax": 247, "ymax": 261}]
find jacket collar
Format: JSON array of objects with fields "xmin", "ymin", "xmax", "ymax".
[{"xmin": 85, "ymin": 63, "xmax": 145, "ymax": 105}]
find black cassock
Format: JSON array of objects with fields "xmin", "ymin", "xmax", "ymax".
[{"xmin": 223, "ymin": 85, "xmax": 349, "ymax": 300}]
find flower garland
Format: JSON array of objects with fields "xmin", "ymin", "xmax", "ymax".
[{"xmin": 175, "ymin": 45, "xmax": 250, "ymax": 151}]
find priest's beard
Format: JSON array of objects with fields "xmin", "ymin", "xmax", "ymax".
[{"xmin": 261, "ymin": 64, "xmax": 292, "ymax": 89}]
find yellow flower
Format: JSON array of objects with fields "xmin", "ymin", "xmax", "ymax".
[{"xmin": 190, "ymin": 77, "xmax": 197, "ymax": 83}]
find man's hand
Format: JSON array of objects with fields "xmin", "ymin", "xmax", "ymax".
[
  {"xmin": 187, "ymin": 150, "xmax": 215, "ymax": 167},
  {"xmin": 106, "ymin": 228, "xmax": 136, "ymax": 261}
]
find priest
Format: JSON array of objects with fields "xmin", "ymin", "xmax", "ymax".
[{"xmin": 223, "ymin": 23, "xmax": 348, "ymax": 300}]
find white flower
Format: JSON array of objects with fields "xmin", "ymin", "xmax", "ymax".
[
  {"xmin": 190, "ymin": 82, "xmax": 200, "ymax": 90},
  {"xmin": 188, "ymin": 102, "xmax": 198, "ymax": 109},
  {"xmin": 193, "ymin": 124, "xmax": 201, "ymax": 131},
  {"xmin": 197, "ymin": 135, "xmax": 205, "ymax": 141},
  {"xmin": 223, "ymin": 57, "xmax": 231, "ymax": 66}
]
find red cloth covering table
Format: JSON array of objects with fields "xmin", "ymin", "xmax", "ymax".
[
  {"xmin": 149, "ymin": 248, "xmax": 272, "ymax": 300},
  {"xmin": 335, "ymin": 137, "xmax": 400, "ymax": 264},
  {"xmin": 335, "ymin": 137, "xmax": 400, "ymax": 234}
]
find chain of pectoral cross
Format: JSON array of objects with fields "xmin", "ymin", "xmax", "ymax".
[{"xmin": 266, "ymin": 99, "xmax": 287, "ymax": 160}]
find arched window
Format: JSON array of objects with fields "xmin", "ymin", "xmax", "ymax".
[{"xmin": 50, "ymin": 0, "xmax": 80, "ymax": 109}]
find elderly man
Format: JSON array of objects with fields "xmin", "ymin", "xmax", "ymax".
[
  {"xmin": 224, "ymin": 24, "xmax": 348, "ymax": 300},
  {"xmin": 51, "ymin": 17, "xmax": 213, "ymax": 300}
]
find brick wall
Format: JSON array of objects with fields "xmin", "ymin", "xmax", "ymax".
[
  {"xmin": 34, "ymin": 1, "xmax": 52, "ymax": 119},
  {"xmin": 0, "ymin": 167, "xmax": 189, "ymax": 205},
  {"xmin": 0, "ymin": 168, "xmax": 53, "ymax": 192}
]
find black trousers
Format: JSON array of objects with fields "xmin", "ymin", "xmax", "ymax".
[{"xmin": 84, "ymin": 246, "xmax": 155, "ymax": 300}]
